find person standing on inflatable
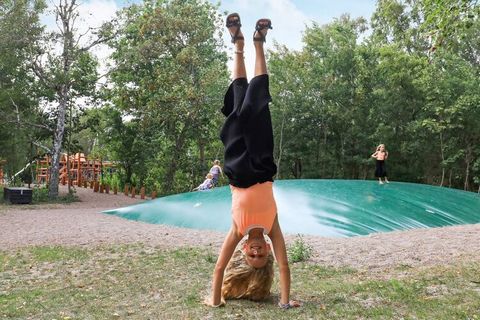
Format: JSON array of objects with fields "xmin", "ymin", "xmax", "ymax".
[{"xmin": 371, "ymin": 144, "xmax": 390, "ymax": 184}]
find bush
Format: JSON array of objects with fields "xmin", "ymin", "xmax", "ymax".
[
  {"xmin": 32, "ymin": 186, "xmax": 49, "ymax": 203},
  {"xmin": 110, "ymin": 173, "xmax": 121, "ymax": 190},
  {"xmin": 32, "ymin": 186, "xmax": 79, "ymax": 204},
  {"xmin": 287, "ymin": 234, "xmax": 313, "ymax": 263}
]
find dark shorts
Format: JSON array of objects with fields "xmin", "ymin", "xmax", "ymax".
[{"xmin": 375, "ymin": 160, "xmax": 387, "ymax": 178}]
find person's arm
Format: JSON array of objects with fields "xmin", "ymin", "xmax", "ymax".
[
  {"xmin": 385, "ymin": 151, "xmax": 389, "ymax": 160},
  {"xmin": 205, "ymin": 225, "xmax": 242, "ymax": 307},
  {"xmin": 371, "ymin": 151, "xmax": 378, "ymax": 158},
  {"xmin": 269, "ymin": 215, "xmax": 300, "ymax": 308},
  {"xmin": 219, "ymin": 166, "xmax": 224, "ymax": 178}
]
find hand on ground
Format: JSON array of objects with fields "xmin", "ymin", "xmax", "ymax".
[
  {"xmin": 203, "ymin": 297, "xmax": 225, "ymax": 308},
  {"xmin": 289, "ymin": 300, "xmax": 302, "ymax": 308}
]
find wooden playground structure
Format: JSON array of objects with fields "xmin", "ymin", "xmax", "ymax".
[
  {"xmin": 2, "ymin": 154, "xmax": 155, "ymax": 199},
  {"xmin": 35, "ymin": 153, "xmax": 155, "ymax": 199},
  {"xmin": 36, "ymin": 153, "xmax": 114, "ymax": 186}
]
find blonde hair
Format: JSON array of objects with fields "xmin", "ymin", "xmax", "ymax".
[
  {"xmin": 214, "ymin": 159, "xmax": 220, "ymax": 165},
  {"xmin": 222, "ymin": 247, "xmax": 274, "ymax": 301}
]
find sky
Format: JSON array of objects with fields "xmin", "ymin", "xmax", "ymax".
[
  {"xmin": 113, "ymin": 0, "xmax": 378, "ymax": 50},
  {"xmin": 40, "ymin": 0, "xmax": 378, "ymax": 78}
]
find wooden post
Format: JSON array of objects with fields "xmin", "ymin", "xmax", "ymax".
[
  {"xmin": 124, "ymin": 185, "xmax": 129, "ymax": 196},
  {"xmin": 99, "ymin": 184, "xmax": 104, "ymax": 193},
  {"xmin": 94, "ymin": 181, "xmax": 99, "ymax": 192},
  {"xmin": 131, "ymin": 187, "xmax": 136, "ymax": 198},
  {"xmin": 151, "ymin": 191, "xmax": 157, "ymax": 199},
  {"xmin": 90, "ymin": 181, "xmax": 94, "ymax": 189},
  {"xmin": 105, "ymin": 184, "xmax": 110, "ymax": 194},
  {"xmin": 76, "ymin": 153, "xmax": 81, "ymax": 186},
  {"xmin": 113, "ymin": 186, "xmax": 118, "ymax": 195},
  {"xmin": 140, "ymin": 187, "xmax": 145, "ymax": 199},
  {"xmin": 83, "ymin": 180, "xmax": 87, "ymax": 188}
]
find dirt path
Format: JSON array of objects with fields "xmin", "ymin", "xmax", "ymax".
[{"xmin": 1, "ymin": 185, "xmax": 479, "ymax": 271}]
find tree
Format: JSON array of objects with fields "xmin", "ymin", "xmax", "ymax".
[
  {"xmin": 107, "ymin": 0, "xmax": 228, "ymax": 194},
  {"xmin": 420, "ymin": 0, "xmax": 479, "ymax": 49},
  {"xmin": 30, "ymin": 0, "xmax": 113, "ymax": 198},
  {"xmin": 0, "ymin": 0, "xmax": 47, "ymax": 182}
]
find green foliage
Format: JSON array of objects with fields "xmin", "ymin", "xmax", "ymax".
[
  {"xmin": 0, "ymin": 0, "xmax": 47, "ymax": 180},
  {"xmin": 31, "ymin": 186, "xmax": 78, "ymax": 204},
  {"xmin": 110, "ymin": 173, "xmax": 121, "ymax": 190},
  {"xmin": 419, "ymin": 0, "xmax": 479, "ymax": 48},
  {"xmin": 106, "ymin": 0, "xmax": 229, "ymax": 195},
  {"xmin": 287, "ymin": 234, "xmax": 313, "ymax": 263},
  {"xmin": 31, "ymin": 186, "xmax": 49, "ymax": 203},
  {"xmin": 1, "ymin": 0, "xmax": 479, "ymax": 194},
  {"xmin": 269, "ymin": 6, "xmax": 480, "ymax": 191}
]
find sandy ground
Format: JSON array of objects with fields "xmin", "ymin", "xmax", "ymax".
[{"xmin": 1, "ymin": 185, "xmax": 479, "ymax": 271}]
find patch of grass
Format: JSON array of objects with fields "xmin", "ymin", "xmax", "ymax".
[
  {"xmin": 1, "ymin": 244, "xmax": 479, "ymax": 319},
  {"xmin": 204, "ymin": 251, "xmax": 217, "ymax": 264},
  {"xmin": 0, "ymin": 252, "xmax": 5, "ymax": 269},
  {"xmin": 29, "ymin": 246, "xmax": 89, "ymax": 262},
  {"xmin": 0, "ymin": 251, "xmax": 35, "ymax": 272}
]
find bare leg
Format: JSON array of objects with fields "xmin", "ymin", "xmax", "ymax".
[
  {"xmin": 234, "ymin": 41, "xmax": 246, "ymax": 80},
  {"xmin": 254, "ymin": 28, "xmax": 269, "ymax": 77},
  {"xmin": 378, "ymin": 178, "xmax": 384, "ymax": 184},
  {"xmin": 227, "ymin": 23, "xmax": 246, "ymax": 80}
]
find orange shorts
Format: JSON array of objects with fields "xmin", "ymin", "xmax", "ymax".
[{"xmin": 230, "ymin": 181, "xmax": 277, "ymax": 236}]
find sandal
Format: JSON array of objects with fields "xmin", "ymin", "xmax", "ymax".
[
  {"xmin": 253, "ymin": 18, "xmax": 272, "ymax": 42},
  {"xmin": 226, "ymin": 13, "xmax": 244, "ymax": 44}
]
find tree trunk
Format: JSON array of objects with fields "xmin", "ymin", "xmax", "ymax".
[
  {"xmin": 47, "ymin": 1, "xmax": 75, "ymax": 199},
  {"xmin": 125, "ymin": 165, "xmax": 132, "ymax": 184},
  {"xmin": 339, "ymin": 134, "xmax": 345, "ymax": 178},
  {"xmin": 464, "ymin": 145, "xmax": 472, "ymax": 191},
  {"xmin": 439, "ymin": 131, "xmax": 445, "ymax": 187},
  {"xmin": 315, "ymin": 124, "xmax": 322, "ymax": 176},
  {"xmin": 67, "ymin": 148, "xmax": 71, "ymax": 190},
  {"xmin": 322, "ymin": 124, "xmax": 327, "ymax": 176},
  {"xmin": 464, "ymin": 160, "xmax": 470, "ymax": 191},
  {"xmin": 199, "ymin": 140, "xmax": 205, "ymax": 173},
  {"xmin": 48, "ymin": 87, "xmax": 68, "ymax": 199},
  {"xmin": 292, "ymin": 158, "xmax": 302, "ymax": 179},
  {"xmin": 163, "ymin": 126, "xmax": 188, "ymax": 193}
]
